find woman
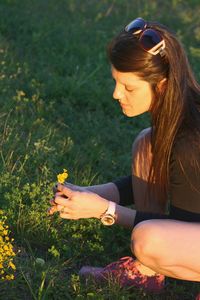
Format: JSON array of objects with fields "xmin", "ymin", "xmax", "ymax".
[{"xmin": 48, "ymin": 18, "xmax": 200, "ymax": 294}]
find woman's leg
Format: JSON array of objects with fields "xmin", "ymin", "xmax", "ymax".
[
  {"xmin": 131, "ymin": 128, "xmax": 200, "ymax": 281},
  {"xmin": 131, "ymin": 219, "xmax": 200, "ymax": 281},
  {"xmin": 127, "ymin": 127, "xmax": 167, "ymax": 277}
]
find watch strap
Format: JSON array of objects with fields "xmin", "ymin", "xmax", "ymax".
[
  {"xmin": 105, "ymin": 201, "xmax": 116, "ymax": 216},
  {"xmin": 100, "ymin": 201, "xmax": 116, "ymax": 219},
  {"xmin": 100, "ymin": 201, "xmax": 116, "ymax": 226}
]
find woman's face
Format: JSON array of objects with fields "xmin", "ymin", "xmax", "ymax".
[{"xmin": 111, "ymin": 66, "xmax": 153, "ymax": 117}]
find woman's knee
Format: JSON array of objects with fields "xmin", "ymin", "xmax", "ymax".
[{"xmin": 131, "ymin": 220, "xmax": 163, "ymax": 262}]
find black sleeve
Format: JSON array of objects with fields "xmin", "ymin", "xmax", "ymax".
[{"xmin": 112, "ymin": 175, "xmax": 134, "ymax": 206}]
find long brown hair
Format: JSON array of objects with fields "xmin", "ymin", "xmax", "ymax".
[{"xmin": 108, "ymin": 20, "xmax": 200, "ymax": 210}]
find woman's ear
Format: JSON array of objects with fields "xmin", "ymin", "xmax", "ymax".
[{"xmin": 157, "ymin": 78, "xmax": 167, "ymax": 93}]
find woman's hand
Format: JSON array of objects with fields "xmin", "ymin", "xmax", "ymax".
[
  {"xmin": 52, "ymin": 182, "xmax": 87, "ymax": 194},
  {"xmin": 48, "ymin": 183, "xmax": 109, "ymax": 220}
]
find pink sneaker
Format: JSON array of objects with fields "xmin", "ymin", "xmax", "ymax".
[
  {"xmin": 196, "ymin": 293, "xmax": 200, "ymax": 300},
  {"xmin": 79, "ymin": 256, "xmax": 165, "ymax": 293}
]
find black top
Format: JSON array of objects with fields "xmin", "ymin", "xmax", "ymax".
[{"xmin": 113, "ymin": 131, "xmax": 200, "ymax": 226}]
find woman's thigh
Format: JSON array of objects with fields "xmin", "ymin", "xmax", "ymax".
[{"xmin": 132, "ymin": 219, "xmax": 200, "ymax": 279}]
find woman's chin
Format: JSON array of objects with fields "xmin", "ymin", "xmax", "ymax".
[
  {"xmin": 122, "ymin": 109, "xmax": 135, "ymax": 117},
  {"xmin": 122, "ymin": 108, "xmax": 145, "ymax": 118}
]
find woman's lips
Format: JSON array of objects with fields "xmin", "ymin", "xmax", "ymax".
[{"xmin": 120, "ymin": 102, "xmax": 128, "ymax": 108}]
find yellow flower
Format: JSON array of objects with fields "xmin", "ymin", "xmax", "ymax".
[
  {"xmin": 0, "ymin": 210, "xmax": 16, "ymax": 281},
  {"xmin": 3, "ymin": 245, "xmax": 9, "ymax": 251},
  {"xmin": 2, "ymin": 230, "xmax": 8, "ymax": 236},
  {"xmin": 5, "ymin": 274, "xmax": 14, "ymax": 280},
  {"xmin": 8, "ymin": 261, "xmax": 16, "ymax": 270},
  {"xmin": 57, "ymin": 169, "xmax": 68, "ymax": 184}
]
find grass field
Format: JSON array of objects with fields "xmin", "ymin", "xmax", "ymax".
[{"xmin": 0, "ymin": 0, "xmax": 200, "ymax": 299}]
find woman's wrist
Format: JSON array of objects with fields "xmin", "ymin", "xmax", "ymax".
[
  {"xmin": 115, "ymin": 204, "xmax": 137, "ymax": 229},
  {"xmin": 97, "ymin": 202, "xmax": 136, "ymax": 228},
  {"xmin": 95, "ymin": 196, "xmax": 109, "ymax": 219}
]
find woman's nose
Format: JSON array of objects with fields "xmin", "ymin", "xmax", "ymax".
[{"xmin": 113, "ymin": 84, "xmax": 123, "ymax": 100}]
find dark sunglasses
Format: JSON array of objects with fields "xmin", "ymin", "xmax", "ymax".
[{"xmin": 125, "ymin": 17, "xmax": 166, "ymax": 56}]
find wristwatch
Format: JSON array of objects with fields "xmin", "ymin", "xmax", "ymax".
[{"xmin": 100, "ymin": 201, "xmax": 116, "ymax": 226}]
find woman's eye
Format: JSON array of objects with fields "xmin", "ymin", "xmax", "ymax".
[{"xmin": 125, "ymin": 86, "xmax": 134, "ymax": 92}]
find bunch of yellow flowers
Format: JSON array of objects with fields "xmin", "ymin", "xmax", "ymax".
[
  {"xmin": 57, "ymin": 168, "xmax": 68, "ymax": 184},
  {"xmin": 0, "ymin": 210, "xmax": 16, "ymax": 281}
]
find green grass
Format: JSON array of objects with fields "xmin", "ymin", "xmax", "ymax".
[{"xmin": 0, "ymin": 0, "xmax": 199, "ymax": 299}]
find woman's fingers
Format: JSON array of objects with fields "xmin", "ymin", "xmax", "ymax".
[
  {"xmin": 49, "ymin": 198, "xmax": 56, "ymax": 205},
  {"xmin": 56, "ymin": 183, "xmax": 74, "ymax": 198},
  {"xmin": 59, "ymin": 212, "xmax": 69, "ymax": 218},
  {"xmin": 48, "ymin": 185, "xmax": 73, "ymax": 216},
  {"xmin": 49, "ymin": 200, "xmax": 77, "ymax": 219},
  {"xmin": 54, "ymin": 195, "xmax": 69, "ymax": 206},
  {"xmin": 53, "ymin": 182, "xmax": 85, "ymax": 196},
  {"xmin": 47, "ymin": 205, "xmax": 58, "ymax": 215},
  {"xmin": 56, "ymin": 204, "xmax": 70, "ymax": 212},
  {"xmin": 48, "ymin": 203, "xmax": 68, "ymax": 215}
]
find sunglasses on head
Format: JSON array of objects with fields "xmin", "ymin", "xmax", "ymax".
[{"xmin": 125, "ymin": 17, "xmax": 166, "ymax": 56}]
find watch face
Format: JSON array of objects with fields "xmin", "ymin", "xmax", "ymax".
[{"xmin": 101, "ymin": 215, "xmax": 115, "ymax": 226}]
